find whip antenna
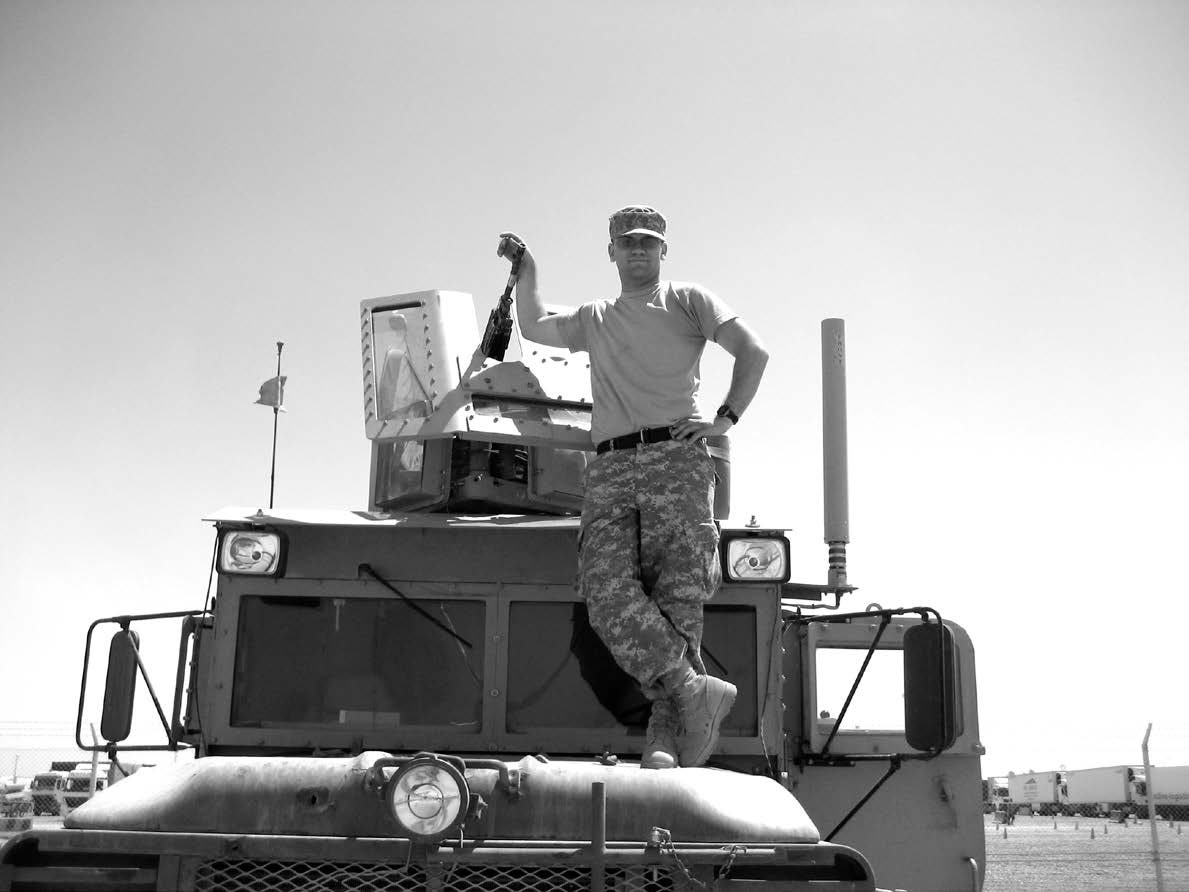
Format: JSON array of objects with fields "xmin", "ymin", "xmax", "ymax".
[{"xmin": 822, "ymin": 319, "xmax": 849, "ymax": 588}]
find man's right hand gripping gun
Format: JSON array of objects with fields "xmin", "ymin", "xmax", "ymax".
[{"xmin": 481, "ymin": 235, "xmax": 526, "ymax": 361}]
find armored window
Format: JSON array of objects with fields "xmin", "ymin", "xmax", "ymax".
[{"xmin": 231, "ymin": 595, "xmax": 485, "ymax": 733}]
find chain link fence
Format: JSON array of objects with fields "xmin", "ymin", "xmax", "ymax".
[
  {"xmin": 2, "ymin": 722, "xmax": 101, "ymax": 824},
  {"xmin": 1, "ymin": 722, "xmax": 178, "ymax": 830}
]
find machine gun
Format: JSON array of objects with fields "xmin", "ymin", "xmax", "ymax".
[{"xmin": 480, "ymin": 238, "xmax": 525, "ymax": 360}]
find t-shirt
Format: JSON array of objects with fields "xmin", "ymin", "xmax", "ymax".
[{"xmin": 554, "ymin": 280, "xmax": 736, "ymax": 444}]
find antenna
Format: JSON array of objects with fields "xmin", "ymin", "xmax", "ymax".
[
  {"xmin": 821, "ymin": 319, "xmax": 849, "ymax": 588},
  {"xmin": 269, "ymin": 341, "xmax": 284, "ymax": 509}
]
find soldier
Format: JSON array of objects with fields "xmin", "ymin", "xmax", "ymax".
[{"xmin": 497, "ymin": 205, "xmax": 768, "ymax": 768}]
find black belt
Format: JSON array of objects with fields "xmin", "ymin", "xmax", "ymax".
[{"xmin": 595, "ymin": 426, "xmax": 674, "ymax": 455}]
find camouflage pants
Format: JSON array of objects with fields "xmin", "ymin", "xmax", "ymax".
[{"xmin": 578, "ymin": 438, "xmax": 721, "ymax": 698}]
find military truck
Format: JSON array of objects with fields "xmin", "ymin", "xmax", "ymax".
[{"xmin": 0, "ymin": 290, "xmax": 986, "ymax": 891}]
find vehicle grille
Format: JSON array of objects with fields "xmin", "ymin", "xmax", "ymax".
[{"xmin": 194, "ymin": 860, "xmax": 679, "ymax": 891}]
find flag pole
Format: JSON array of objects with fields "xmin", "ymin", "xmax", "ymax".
[{"xmin": 269, "ymin": 341, "xmax": 284, "ymax": 508}]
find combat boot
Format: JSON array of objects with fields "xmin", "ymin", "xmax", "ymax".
[
  {"xmin": 641, "ymin": 698, "xmax": 679, "ymax": 770},
  {"xmin": 667, "ymin": 668, "xmax": 737, "ymax": 767}
]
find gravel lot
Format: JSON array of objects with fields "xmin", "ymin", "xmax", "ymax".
[{"xmin": 984, "ymin": 813, "xmax": 1189, "ymax": 892}]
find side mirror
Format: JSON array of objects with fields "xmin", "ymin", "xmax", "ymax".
[
  {"xmin": 903, "ymin": 622, "xmax": 959, "ymax": 752},
  {"xmin": 100, "ymin": 629, "xmax": 140, "ymax": 743}
]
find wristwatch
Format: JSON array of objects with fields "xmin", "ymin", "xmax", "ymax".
[{"xmin": 716, "ymin": 404, "xmax": 739, "ymax": 425}]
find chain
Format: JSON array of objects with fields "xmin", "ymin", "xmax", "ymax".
[
  {"xmin": 654, "ymin": 828, "xmax": 709, "ymax": 891},
  {"xmin": 719, "ymin": 844, "xmax": 745, "ymax": 881},
  {"xmin": 651, "ymin": 828, "xmax": 747, "ymax": 890}
]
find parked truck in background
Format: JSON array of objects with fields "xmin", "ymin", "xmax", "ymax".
[
  {"xmin": 999, "ymin": 764, "xmax": 1185, "ymax": 820},
  {"xmin": 1007, "ymin": 770, "xmax": 1067, "ymax": 816},
  {"xmin": 0, "ymin": 784, "xmax": 31, "ymax": 823},
  {"xmin": 58, "ymin": 762, "xmax": 145, "ymax": 814},
  {"xmin": 1061, "ymin": 765, "xmax": 1139, "ymax": 818},
  {"xmin": 1135, "ymin": 765, "xmax": 1189, "ymax": 821},
  {"xmin": 0, "ymin": 292, "xmax": 987, "ymax": 891},
  {"xmin": 57, "ymin": 761, "xmax": 147, "ymax": 815},
  {"xmin": 60, "ymin": 770, "xmax": 107, "ymax": 814},
  {"xmin": 982, "ymin": 777, "xmax": 1009, "ymax": 814},
  {"xmin": 25, "ymin": 774, "xmax": 67, "ymax": 818}
]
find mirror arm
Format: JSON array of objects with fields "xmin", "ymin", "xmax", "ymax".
[
  {"xmin": 77, "ymin": 611, "xmax": 206, "ymax": 753},
  {"xmin": 169, "ymin": 615, "xmax": 201, "ymax": 748},
  {"xmin": 74, "ymin": 617, "xmax": 106, "ymax": 751},
  {"xmin": 124, "ymin": 626, "xmax": 173, "ymax": 741}
]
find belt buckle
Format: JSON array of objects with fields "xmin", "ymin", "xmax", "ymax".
[{"xmin": 637, "ymin": 429, "xmax": 648, "ymax": 445}]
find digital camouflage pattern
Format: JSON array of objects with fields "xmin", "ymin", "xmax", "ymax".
[
  {"xmin": 578, "ymin": 438, "xmax": 721, "ymax": 700},
  {"xmin": 608, "ymin": 205, "xmax": 667, "ymax": 241}
]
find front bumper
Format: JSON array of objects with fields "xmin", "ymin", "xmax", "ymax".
[{"xmin": 0, "ymin": 829, "xmax": 876, "ymax": 891}]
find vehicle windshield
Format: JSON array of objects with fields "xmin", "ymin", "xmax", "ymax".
[
  {"xmin": 506, "ymin": 602, "xmax": 759, "ymax": 738},
  {"xmin": 231, "ymin": 595, "xmax": 758, "ymax": 741},
  {"xmin": 232, "ymin": 595, "xmax": 486, "ymax": 731}
]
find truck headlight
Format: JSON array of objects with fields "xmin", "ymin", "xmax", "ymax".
[
  {"xmin": 386, "ymin": 757, "xmax": 469, "ymax": 842},
  {"xmin": 219, "ymin": 530, "xmax": 284, "ymax": 575},
  {"xmin": 722, "ymin": 532, "xmax": 791, "ymax": 582}
]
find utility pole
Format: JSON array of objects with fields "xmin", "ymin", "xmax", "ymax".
[{"xmin": 1143, "ymin": 723, "xmax": 1165, "ymax": 892}]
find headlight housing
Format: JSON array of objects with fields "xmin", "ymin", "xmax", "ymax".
[
  {"xmin": 385, "ymin": 756, "xmax": 469, "ymax": 842},
  {"xmin": 721, "ymin": 531, "xmax": 791, "ymax": 583},
  {"xmin": 219, "ymin": 530, "xmax": 284, "ymax": 575}
]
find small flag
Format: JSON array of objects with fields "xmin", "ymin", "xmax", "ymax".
[{"xmin": 255, "ymin": 375, "xmax": 287, "ymax": 411}]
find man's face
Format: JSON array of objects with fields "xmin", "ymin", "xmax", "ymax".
[{"xmin": 608, "ymin": 234, "xmax": 667, "ymax": 287}]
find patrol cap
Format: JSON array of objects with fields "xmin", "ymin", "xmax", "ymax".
[{"xmin": 609, "ymin": 205, "xmax": 667, "ymax": 241}]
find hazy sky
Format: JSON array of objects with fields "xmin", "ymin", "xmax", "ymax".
[{"xmin": 2, "ymin": 1, "xmax": 1187, "ymax": 778}]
